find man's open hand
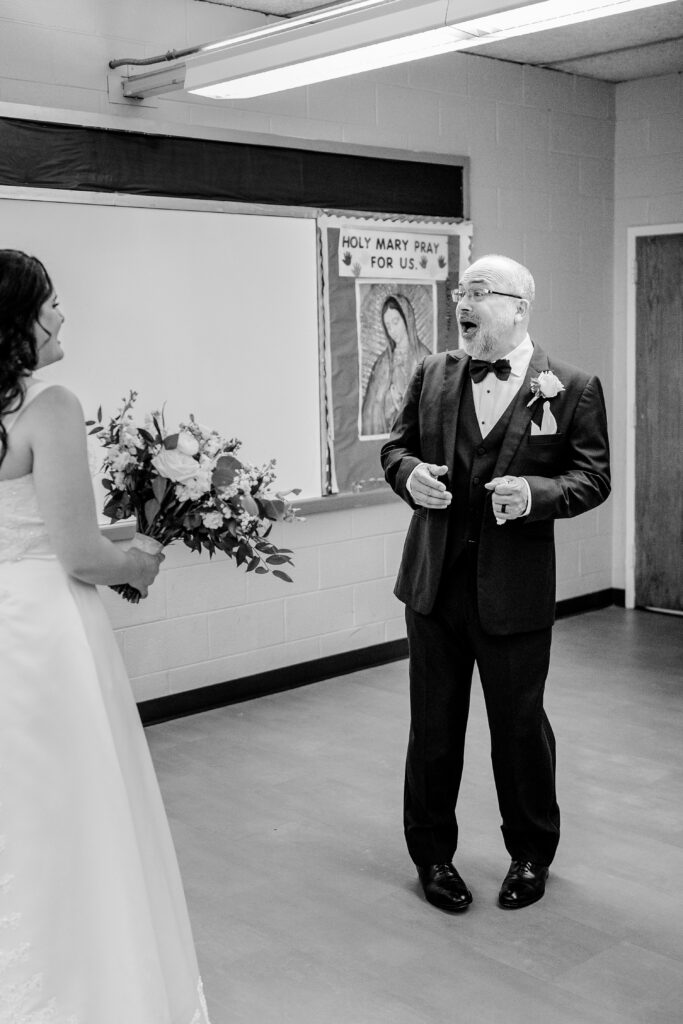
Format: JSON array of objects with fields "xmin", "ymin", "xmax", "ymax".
[{"xmin": 407, "ymin": 464, "xmax": 452, "ymax": 509}]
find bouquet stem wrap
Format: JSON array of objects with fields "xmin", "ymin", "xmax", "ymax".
[{"xmin": 110, "ymin": 532, "xmax": 164, "ymax": 604}]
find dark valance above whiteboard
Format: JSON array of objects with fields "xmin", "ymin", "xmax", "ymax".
[{"xmin": 0, "ymin": 117, "xmax": 466, "ymax": 219}]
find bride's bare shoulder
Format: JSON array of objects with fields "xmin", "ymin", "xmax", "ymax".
[
  {"xmin": 29, "ymin": 384, "xmax": 84, "ymax": 419},
  {"xmin": 20, "ymin": 385, "xmax": 85, "ymax": 442}
]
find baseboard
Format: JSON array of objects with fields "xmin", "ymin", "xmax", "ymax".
[
  {"xmin": 138, "ymin": 588, "xmax": 626, "ymax": 726},
  {"xmin": 556, "ymin": 587, "xmax": 625, "ymax": 618},
  {"xmin": 138, "ymin": 638, "xmax": 409, "ymax": 726}
]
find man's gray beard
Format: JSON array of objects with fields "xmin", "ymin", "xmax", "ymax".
[{"xmin": 462, "ymin": 331, "xmax": 498, "ymax": 360}]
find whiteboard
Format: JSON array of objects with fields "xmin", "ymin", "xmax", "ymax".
[{"xmin": 0, "ymin": 194, "xmax": 321, "ymax": 497}]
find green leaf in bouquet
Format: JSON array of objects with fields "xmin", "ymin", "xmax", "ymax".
[
  {"xmin": 138, "ymin": 428, "xmax": 155, "ymax": 445},
  {"xmin": 163, "ymin": 433, "xmax": 179, "ymax": 450},
  {"xmin": 183, "ymin": 513, "xmax": 202, "ymax": 530},
  {"xmin": 213, "ymin": 454, "xmax": 242, "ymax": 489},
  {"xmin": 102, "ymin": 492, "xmax": 128, "ymax": 516},
  {"xmin": 240, "ymin": 494, "xmax": 259, "ymax": 517},
  {"xmin": 235, "ymin": 543, "xmax": 251, "ymax": 567},
  {"xmin": 272, "ymin": 569, "xmax": 293, "ymax": 583},
  {"xmin": 266, "ymin": 554, "xmax": 292, "ymax": 565},
  {"xmin": 255, "ymin": 566, "xmax": 268, "ymax": 574},
  {"xmin": 151, "ymin": 476, "xmax": 169, "ymax": 503},
  {"xmin": 247, "ymin": 556, "xmax": 260, "ymax": 572},
  {"xmin": 144, "ymin": 497, "xmax": 160, "ymax": 526},
  {"xmin": 257, "ymin": 497, "xmax": 285, "ymax": 521}
]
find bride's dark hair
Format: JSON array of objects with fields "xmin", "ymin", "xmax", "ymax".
[{"xmin": 0, "ymin": 249, "xmax": 53, "ymax": 467}]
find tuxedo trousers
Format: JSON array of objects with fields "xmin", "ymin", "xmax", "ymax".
[{"xmin": 404, "ymin": 548, "xmax": 561, "ymax": 867}]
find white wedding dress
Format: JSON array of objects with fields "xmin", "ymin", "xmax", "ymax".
[{"xmin": 0, "ymin": 382, "xmax": 211, "ymax": 1024}]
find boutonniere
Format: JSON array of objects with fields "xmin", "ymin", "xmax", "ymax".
[{"xmin": 527, "ymin": 370, "xmax": 565, "ymax": 407}]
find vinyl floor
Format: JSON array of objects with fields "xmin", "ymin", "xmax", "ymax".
[{"xmin": 146, "ymin": 607, "xmax": 683, "ymax": 1024}]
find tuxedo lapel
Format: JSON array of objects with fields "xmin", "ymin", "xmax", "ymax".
[
  {"xmin": 492, "ymin": 343, "xmax": 549, "ymax": 479},
  {"xmin": 442, "ymin": 351, "xmax": 468, "ymax": 472}
]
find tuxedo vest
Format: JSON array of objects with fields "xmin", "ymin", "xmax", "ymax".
[{"xmin": 445, "ymin": 378, "xmax": 517, "ymax": 568}]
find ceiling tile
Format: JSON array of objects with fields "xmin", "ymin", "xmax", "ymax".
[{"xmin": 548, "ymin": 37, "xmax": 683, "ymax": 82}]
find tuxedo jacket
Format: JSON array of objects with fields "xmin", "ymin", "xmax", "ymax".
[{"xmin": 380, "ymin": 343, "xmax": 611, "ymax": 635}]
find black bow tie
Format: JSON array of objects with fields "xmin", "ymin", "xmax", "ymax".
[{"xmin": 469, "ymin": 358, "xmax": 512, "ymax": 384}]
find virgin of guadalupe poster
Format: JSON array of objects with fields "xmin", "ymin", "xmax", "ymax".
[{"xmin": 318, "ymin": 214, "xmax": 472, "ymax": 495}]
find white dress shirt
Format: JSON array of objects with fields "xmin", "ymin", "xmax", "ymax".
[
  {"xmin": 472, "ymin": 333, "xmax": 533, "ymax": 515},
  {"xmin": 472, "ymin": 334, "xmax": 533, "ymax": 437}
]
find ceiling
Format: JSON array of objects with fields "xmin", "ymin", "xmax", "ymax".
[{"xmin": 198, "ymin": 0, "xmax": 683, "ymax": 81}]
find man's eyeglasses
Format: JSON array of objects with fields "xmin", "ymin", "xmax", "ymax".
[{"xmin": 451, "ymin": 286, "xmax": 524, "ymax": 303}]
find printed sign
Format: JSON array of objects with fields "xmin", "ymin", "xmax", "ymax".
[{"xmin": 338, "ymin": 229, "xmax": 449, "ymax": 280}]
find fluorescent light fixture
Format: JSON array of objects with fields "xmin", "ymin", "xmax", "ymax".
[
  {"xmin": 192, "ymin": 28, "xmax": 474, "ymax": 99},
  {"xmin": 132, "ymin": 0, "xmax": 677, "ymax": 101}
]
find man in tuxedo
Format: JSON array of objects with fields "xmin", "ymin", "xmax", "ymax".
[{"xmin": 380, "ymin": 254, "xmax": 610, "ymax": 912}]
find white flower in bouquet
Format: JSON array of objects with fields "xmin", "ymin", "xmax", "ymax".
[
  {"xmin": 120, "ymin": 415, "xmax": 142, "ymax": 452},
  {"xmin": 201, "ymin": 511, "xmax": 224, "ymax": 530},
  {"xmin": 203, "ymin": 435, "xmax": 223, "ymax": 457},
  {"xmin": 106, "ymin": 448, "xmax": 137, "ymax": 490},
  {"xmin": 151, "ymin": 447, "xmax": 201, "ymax": 484},
  {"xmin": 109, "ymin": 449, "xmax": 136, "ymax": 473},
  {"xmin": 175, "ymin": 477, "xmax": 211, "ymax": 503},
  {"xmin": 176, "ymin": 430, "xmax": 200, "ymax": 457},
  {"xmin": 173, "ymin": 454, "xmax": 214, "ymax": 502},
  {"xmin": 181, "ymin": 419, "xmax": 224, "ymax": 459}
]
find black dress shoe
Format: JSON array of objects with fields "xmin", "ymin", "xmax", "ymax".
[
  {"xmin": 417, "ymin": 863, "xmax": 473, "ymax": 912},
  {"xmin": 498, "ymin": 859, "xmax": 549, "ymax": 909}
]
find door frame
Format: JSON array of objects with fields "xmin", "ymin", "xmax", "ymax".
[{"xmin": 625, "ymin": 222, "xmax": 683, "ymax": 608}]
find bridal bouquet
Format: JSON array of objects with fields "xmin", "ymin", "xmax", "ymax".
[{"xmin": 87, "ymin": 392, "xmax": 300, "ymax": 603}]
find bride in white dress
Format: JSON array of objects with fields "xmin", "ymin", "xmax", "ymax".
[{"xmin": 0, "ymin": 250, "xmax": 211, "ymax": 1024}]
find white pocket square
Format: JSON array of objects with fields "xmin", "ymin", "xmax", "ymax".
[{"xmin": 530, "ymin": 400, "xmax": 558, "ymax": 436}]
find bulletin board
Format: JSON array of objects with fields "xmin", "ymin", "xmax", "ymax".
[{"xmin": 319, "ymin": 215, "xmax": 472, "ymax": 495}]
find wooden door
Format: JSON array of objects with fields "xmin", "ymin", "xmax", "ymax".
[{"xmin": 635, "ymin": 233, "xmax": 683, "ymax": 612}]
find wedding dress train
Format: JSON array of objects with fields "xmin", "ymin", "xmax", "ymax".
[{"xmin": 0, "ymin": 381, "xmax": 211, "ymax": 1024}]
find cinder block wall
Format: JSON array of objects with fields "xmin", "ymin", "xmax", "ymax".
[
  {"xmin": 99, "ymin": 501, "xmax": 413, "ymax": 702},
  {"xmin": 0, "ymin": 0, "xmax": 617, "ymax": 700}
]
